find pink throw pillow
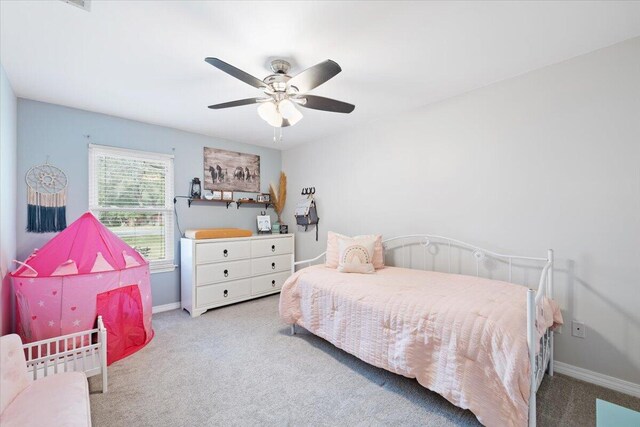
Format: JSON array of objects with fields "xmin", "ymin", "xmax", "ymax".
[{"xmin": 326, "ymin": 231, "xmax": 384, "ymax": 269}]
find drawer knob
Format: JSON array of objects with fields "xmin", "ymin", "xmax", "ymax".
[
  {"xmin": 223, "ymin": 249, "xmax": 228, "ymax": 257},
  {"xmin": 271, "ymin": 280, "xmax": 276, "ymax": 287},
  {"xmin": 271, "ymin": 245, "xmax": 276, "ymax": 252},
  {"xmin": 271, "ymin": 262, "xmax": 276, "ymax": 270},
  {"xmin": 224, "ymin": 269, "xmax": 229, "ymax": 277},
  {"xmin": 223, "ymin": 290, "xmax": 228, "ymax": 298}
]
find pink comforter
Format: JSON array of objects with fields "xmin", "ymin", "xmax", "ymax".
[{"xmin": 279, "ymin": 265, "xmax": 563, "ymax": 427}]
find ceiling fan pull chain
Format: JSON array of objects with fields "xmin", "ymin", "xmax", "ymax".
[{"xmin": 273, "ymin": 127, "xmax": 283, "ymax": 144}]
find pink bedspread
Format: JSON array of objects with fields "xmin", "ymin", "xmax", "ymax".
[{"xmin": 279, "ymin": 265, "xmax": 563, "ymax": 427}]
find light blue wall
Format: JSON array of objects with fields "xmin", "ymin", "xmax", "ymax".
[
  {"xmin": 1, "ymin": 64, "xmax": 18, "ymax": 334},
  {"xmin": 17, "ymin": 99, "xmax": 282, "ymax": 306}
]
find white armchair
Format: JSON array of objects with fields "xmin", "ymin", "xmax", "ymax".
[{"xmin": 0, "ymin": 318, "xmax": 106, "ymax": 427}]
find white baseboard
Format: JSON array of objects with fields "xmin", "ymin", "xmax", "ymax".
[
  {"xmin": 152, "ymin": 302, "xmax": 181, "ymax": 314},
  {"xmin": 554, "ymin": 361, "xmax": 640, "ymax": 398}
]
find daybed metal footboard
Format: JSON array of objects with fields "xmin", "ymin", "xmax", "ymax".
[{"xmin": 292, "ymin": 234, "xmax": 555, "ymax": 427}]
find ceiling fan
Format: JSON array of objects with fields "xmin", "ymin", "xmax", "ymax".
[{"xmin": 205, "ymin": 58, "xmax": 355, "ymax": 128}]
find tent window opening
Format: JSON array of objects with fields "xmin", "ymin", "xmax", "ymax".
[{"xmin": 89, "ymin": 144, "xmax": 175, "ymax": 273}]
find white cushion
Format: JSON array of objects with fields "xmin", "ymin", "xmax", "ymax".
[
  {"xmin": 0, "ymin": 372, "xmax": 91, "ymax": 427},
  {"xmin": 0, "ymin": 334, "xmax": 29, "ymax": 414}
]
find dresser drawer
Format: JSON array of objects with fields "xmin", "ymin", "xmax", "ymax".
[
  {"xmin": 196, "ymin": 240, "xmax": 251, "ymax": 264},
  {"xmin": 197, "ymin": 279, "xmax": 251, "ymax": 306},
  {"xmin": 251, "ymin": 271, "xmax": 291, "ymax": 295},
  {"xmin": 251, "ymin": 254, "xmax": 291, "ymax": 276},
  {"xmin": 196, "ymin": 259, "xmax": 251, "ymax": 286},
  {"xmin": 251, "ymin": 237, "xmax": 293, "ymax": 258}
]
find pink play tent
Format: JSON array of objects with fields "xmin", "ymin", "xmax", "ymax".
[{"xmin": 12, "ymin": 212, "xmax": 154, "ymax": 364}]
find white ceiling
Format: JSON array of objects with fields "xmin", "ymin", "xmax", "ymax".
[{"xmin": 2, "ymin": 1, "xmax": 640, "ymax": 150}]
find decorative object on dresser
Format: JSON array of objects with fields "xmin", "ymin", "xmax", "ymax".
[
  {"xmin": 269, "ymin": 171, "xmax": 287, "ymax": 234},
  {"xmin": 181, "ymin": 234, "xmax": 294, "ymax": 317},
  {"xmin": 257, "ymin": 211, "xmax": 271, "ymax": 234},
  {"xmin": 203, "ymin": 147, "xmax": 260, "ymax": 193}
]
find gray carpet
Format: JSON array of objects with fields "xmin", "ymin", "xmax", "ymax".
[{"xmin": 89, "ymin": 295, "xmax": 639, "ymax": 426}]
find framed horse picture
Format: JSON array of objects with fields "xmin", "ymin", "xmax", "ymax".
[{"xmin": 203, "ymin": 147, "xmax": 260, "ymax": 193}]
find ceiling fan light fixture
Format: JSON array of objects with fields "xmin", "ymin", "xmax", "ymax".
[
  {"xmin": 278, "ymin": 99, "xmax": 302, "ymax": 121},
  {"xmin": 206, "ymin": 57, "xmax": 353, "ymax": 129},
  {"xmin": 258, "ymin": 101, "xmax": 283, "ymax": 127},
  {"xmin": 284, "ymin": 107, "xmax": 302, "ymax": 126}
]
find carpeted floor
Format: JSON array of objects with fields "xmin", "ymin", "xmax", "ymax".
[{"xmin": 89, "ymin": 294, "xmax": 639, "ymax": 426}]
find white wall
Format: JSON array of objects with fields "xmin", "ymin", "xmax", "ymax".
[
  {"xmin": 283, "ymin": 37, "xmax": 640, "ymax": 385},
  {"xmin": 0, "ymin": 64, "xmax": 17, "ymax": 335}
]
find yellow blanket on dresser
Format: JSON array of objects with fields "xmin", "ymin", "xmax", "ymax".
[{"xmin": 184, "ymin": 228, "xmax": 253, "ymax": 239}]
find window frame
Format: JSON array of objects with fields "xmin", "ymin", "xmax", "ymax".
[{"xmin": 88, "ymin": 143, "xmax": 175, "ymax": 273}]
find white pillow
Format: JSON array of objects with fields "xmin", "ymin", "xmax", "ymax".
[
  {"xmin": 338, "ymin": 263, "xmax": 375, "ymax": 274},
  {"xmin": 326, "ymin": 231, "xmax": 385, "ymax": 269},
  {"xmin": 336, "ymin": 235, "xmax": 376, "ymax": 274}
]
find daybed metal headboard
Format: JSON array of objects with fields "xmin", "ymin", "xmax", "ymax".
[
  {"xmin": 296, "ymin": 234, "xmax": 552, "ymax": 298},
  {"xmin": 293, "ymin": 234, "xmax": 554, "ymax": 427}
]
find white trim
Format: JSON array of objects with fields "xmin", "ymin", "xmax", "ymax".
[
  {"xmin": 88, "ymin": 143, "xmax": 174, "ymax": 160},
  {"xmin": 149, "ymin": 263, "xmax": 177, "ymax": 274},
  {"xmin": 152, "ymin": 302, "xmax": 181, "ymax": 313},
  {"xmin": 554, "ymin": 361, "xmax": 640, "ymax": 398},
  {"xmin": 88, "ymin": 143, "xmax": 175, "ymax": 268}
]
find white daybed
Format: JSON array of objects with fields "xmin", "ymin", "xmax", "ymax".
[{"xmin": 279, "ymin": 235, "xmax": 561, "ymax": 427}]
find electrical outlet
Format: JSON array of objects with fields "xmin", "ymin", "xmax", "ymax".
[{"xmin": 572, "ymin": 321, "xmax": 586, "ymax": 338}]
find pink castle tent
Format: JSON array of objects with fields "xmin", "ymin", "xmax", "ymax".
[{"xmin": 12, "ymin": 212, "xmax": 153, "ymax": 364}]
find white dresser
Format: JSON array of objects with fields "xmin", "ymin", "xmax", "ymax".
[{"xmin": 180, "ymin": 234, "xmax": 294, "ymax": 317}]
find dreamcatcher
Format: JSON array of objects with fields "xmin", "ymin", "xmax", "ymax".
[{"xmin": 25, "ymin": 161, "xmax": 68, "ymax": 233}]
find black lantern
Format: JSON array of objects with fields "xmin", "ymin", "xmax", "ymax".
[{"xmin": 190, "ymin": 177, "xmax": 202, "ymax": 199}]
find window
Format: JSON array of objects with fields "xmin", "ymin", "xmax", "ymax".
[{"xmin": 88, "ymin": 144, "xmax": 174, "ymax": 273}]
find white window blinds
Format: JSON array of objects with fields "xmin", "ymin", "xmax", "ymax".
[{"xmin": 88, "ymin": 144, "xmax": 175, "ymax": 272}]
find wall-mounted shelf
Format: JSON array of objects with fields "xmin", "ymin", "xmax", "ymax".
[
  {"xmin": 186, "ymin": 198, "xmax": 234, "ymax": 208},
  {"xmin": 235, "ymin": 200, "xmax": 273, "ymax": 210},
  {"xmin": 175, "ymin": 196, "xmax": 272, "ymax": 210}
]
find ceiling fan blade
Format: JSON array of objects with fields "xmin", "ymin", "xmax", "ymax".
[
  {"xmin": 287, "ymin": 60, "xmax": 342, "ymax": 93},
  {"xmin": 208, "ymin": 98, "xmax": 269, "ymax": 109},
  {"xmin": 295, "ymin": 95, "xmax": 355, "ymax": 114},
  {"xmin": 205, "ymin": 57, "xmax": 267, "ymax": 89}
]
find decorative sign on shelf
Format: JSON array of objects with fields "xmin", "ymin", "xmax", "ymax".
[{"xmin": 25, "ymin": 161, "xmax": 68, "ymax": 233}]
